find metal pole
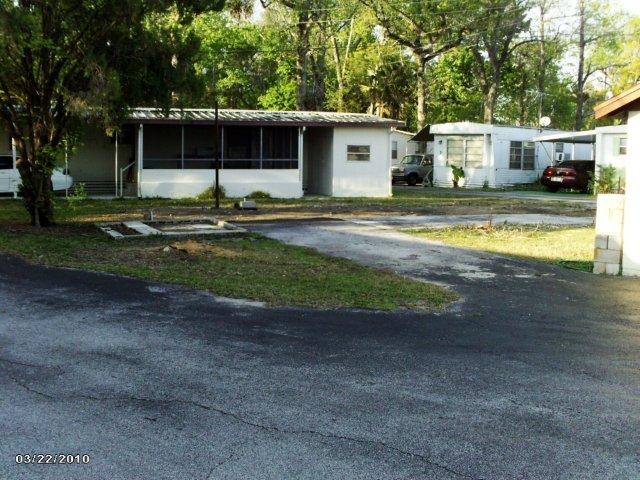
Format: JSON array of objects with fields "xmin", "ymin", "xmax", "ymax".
[
  {"xmin": 114, "ymin": 132, "xmax": 118, "ymax": 197},
  {"xmin": 65, "ymin": 139, "xmax": 69, "ymax": 198},
  {"xmin": 215, "ymin": 98, "xmax": 220, "ymax": 209},
  {"xmin": 213, "ymin": 63, "xmax": 220, "ymax": 209}
]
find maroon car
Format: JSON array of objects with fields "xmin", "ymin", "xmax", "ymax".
[{"xmin": 540, "ymin": 160, "xmax": 594, "ymax": 193}]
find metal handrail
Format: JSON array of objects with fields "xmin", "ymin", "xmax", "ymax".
[{"xmin": 119, "ymin": 162, "xmax": 135, "ymax": 197}]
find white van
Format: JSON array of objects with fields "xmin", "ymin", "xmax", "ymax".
[{"xmin": 0, "ymin": 154, "xmax": 73, "ymax": 195}]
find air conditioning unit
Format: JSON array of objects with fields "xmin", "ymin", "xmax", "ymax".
[{"xmin": 555, "ymin": 152, "xmax": 572, "ymax": 162}]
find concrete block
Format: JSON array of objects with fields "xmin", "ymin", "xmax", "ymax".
[
  {"xmin": 607, "ymin": 235, "xmax": 623, "ymax": 251},
  {"xmin": 594, "ymin": 248, "xmax": 622, "ymax": 264},
  {"xmin": 594, "ymin": 234, "xmax": 608, "ymax": 249},
  {"xmin": 593, "ymin": 261, "xmax": 606, "ymax": 274},
  {"xmin": 605, "ymin": 263, "xmax": 621, "ymax": 275}
]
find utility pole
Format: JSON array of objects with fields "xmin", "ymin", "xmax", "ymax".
[{"xmin": 213, "ymin": 64, "xmax": 220, "ymax": 209}]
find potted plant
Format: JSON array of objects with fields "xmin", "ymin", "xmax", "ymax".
[{"xmin": 451, "ymin": 165, "xmax": 465, "ymax": 188}]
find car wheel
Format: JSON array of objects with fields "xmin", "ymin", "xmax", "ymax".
[{"xmin": 407, "ymin": 174, "xmax": 418, "ymax": 186}]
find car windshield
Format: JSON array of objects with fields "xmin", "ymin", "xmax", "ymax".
[{"xmin": 401, "ymin": 155, "xmax": 421, "ymax": 165}]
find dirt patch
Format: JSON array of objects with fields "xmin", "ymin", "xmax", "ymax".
[{"xmin": 167, "ymin": 240, "xmax": 240, "ymax": 258}]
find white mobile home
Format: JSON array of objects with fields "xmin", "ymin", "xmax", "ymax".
[
  {"xmin": 423, "ymin": 122, "xmax": 592, "ymax": 188},
  {"xmin": 594, "ymin": 125, "xmax": 628, "ymax": 180},
  {"xmin": 60, "ymin": 109, "xmax": 404, "ymax": 198},
  {"xmin": 389, "ymin": 129, "xmax": 421, "ymax": 164}
]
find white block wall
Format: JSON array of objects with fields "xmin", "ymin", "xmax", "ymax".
[
  {"xmin": 593, "ymin": 194, "xmax": 624, "ymax": 275},
  {"xmin": 622, "ymin": 111, "xmax": 640, "ymax": 276}
]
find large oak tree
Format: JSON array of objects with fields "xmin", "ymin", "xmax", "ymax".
[{"xmin": 0, "ymin": 0, "xmax": 224, "ymax": 226}]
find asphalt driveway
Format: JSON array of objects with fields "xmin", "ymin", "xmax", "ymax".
[{"xmin": 1, "ymin": 218, "xmax": 639, "ymax": 479}]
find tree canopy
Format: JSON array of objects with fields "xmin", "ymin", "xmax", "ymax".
[
  {"xmin": 0, "ymin": 0, "xmax": 224, "ymax": 226},
  {"xmin": 0, "ymin": 0, "xmax": 637, "ymax": 225}
]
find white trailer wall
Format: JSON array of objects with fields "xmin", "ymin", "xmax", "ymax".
[
  {"xmin": 595, "ymin": 126, "xmax": 628, "ymax": 178},
  {"xmin": 332, "ymin": 127, "xmax": 391, "ymax": 197},
  {"xmin": 140, "ymin": 169, "xmax": 302, "ymax": 198}
]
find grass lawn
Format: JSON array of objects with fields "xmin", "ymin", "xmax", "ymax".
[
  {"xmin": 0, "ymin": 199, "xmax": 457, "ymax": 311},
  {"xmin": 406, "ymin": 224, "xmax": 595, "ymax": 272}
]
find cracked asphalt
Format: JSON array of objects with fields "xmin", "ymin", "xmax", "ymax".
[{"xmin": 1, "ymin": 217, "xmax": 640, "ymax": 479}]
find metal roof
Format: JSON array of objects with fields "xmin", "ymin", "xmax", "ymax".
[
  {"xmin": 127, "ymin": 108, "xmax": 404, "ymax": 128},
  {"xmin": 533, "ymin": 130, "xmax": 597, "ymax": 144}
]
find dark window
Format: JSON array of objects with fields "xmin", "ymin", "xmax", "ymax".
[
  {"xmin": 391, "ymin": 140, "xmax": 398, "ymax": 160},
  {"xmin": 510, "ymin": 141, "xmax": 535, "ymax": 170},
  {"xmin": 347, "ymin": 145, "xmax": 370, "ymax": 161},
  {"xmin": 0, "ymin": 155, "xmax": 12, "ymax": 169}
]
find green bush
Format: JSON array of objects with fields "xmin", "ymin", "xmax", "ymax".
[
  {"xmin": 247, "ymin": 190, "xmax": 271, "ymax": 199},
  {"xmin": 451, "ymin": 165, "xmax": 465, "ymax": 187},
  {"xmin": 196, "ymin": 184, "xmax": 226, "ymax": 200},
  {"xmin": 589, "ymin": 165, "xmax": 620, "ymax": 194}
]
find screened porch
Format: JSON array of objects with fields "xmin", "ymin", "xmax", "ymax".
[{"xmin": 142, "ymin": 125, "xmax": 300, "ymax": 170}]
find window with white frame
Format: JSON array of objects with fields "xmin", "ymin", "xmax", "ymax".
[
  {"xmin": 618, "ymin": 136, "xmax": 627, "ymax": 155},
  {"xmin": 509, "ymin": 141, "xmax": 535, "ymax": 170},
  {"xmin": 555, "ymin": 142, "xmax": 564, "ymax": 154},
  {"xmin": 347, "ymin": 145, "xmax": 370, "ymax": 161},
  {"xmin": 391, "ymin": 140, "xmax": 398, "ymax": 160},
  {"xmin": 446, "ymin": 136, "xmax": 483, "ymax": 168}
]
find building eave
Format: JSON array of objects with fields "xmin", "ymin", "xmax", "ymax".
[{"xmin": 594, "ymin": 84, "xmax": 640, "ymax": 119}]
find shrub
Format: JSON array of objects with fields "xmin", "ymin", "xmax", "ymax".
[
  {"xmin": 66, "ymin": 182, "xmax": 87, "ymax": 210},
  {"xmin": 247, "ymin": 190, "xmax": 271, "ymax": 199},
  {"xmin": 196, "ymin": 184, "xmax": 226, "ymax": 200},
  {"xmin": 451, "ymin": 165, "xmax": 465, "ymax": 187},
  {"xmin": 589, "ymin": 165, "xmax": 620, "ymax": 194}
]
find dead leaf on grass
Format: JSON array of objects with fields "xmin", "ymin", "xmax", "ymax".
[{"xmin": 168, "ymin": 240, "xmax": 240, "ymax": 258}]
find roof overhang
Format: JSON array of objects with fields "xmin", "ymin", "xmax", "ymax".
[
  {"xmin": 124, "ymin": 108, "xmax": 405, "ymax": 128},
  {"xmin": 594, "ymin": 84, "xmax": 640, "ymax": 119},
  {"xmin": 533, "ymin": 130, "xmax": 597, "ymax": 144},
  {"xmin": 410, "ymin": 125, "xmax": 434, "ymax": 142}
]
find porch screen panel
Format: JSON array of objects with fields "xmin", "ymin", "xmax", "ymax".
[
  {"xmin": 224, "ymin": 127, "xmax": 260, "ymax": 169},
  {"xmin": 465, "ymin": 137, "xmax": 484, "ymax": 168},
  {"xmin": 447, "ymin": 138, "xmax": 464, "ymax": 167},
  {"xmin": 183, "ymin": 126, "xmax": 217, "ymax": 169},
  {"xmin": 143, "ymin": 125, "xmax": 182, "ymax": 169},
  {"xmin": 262, "ymin": 127, "xmax": 299, "ymax": 169}
]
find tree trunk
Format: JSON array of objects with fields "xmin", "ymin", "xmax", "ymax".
[
  {"xmin": 295, "ymin": 16, "xmax": 310, "ymax": 110},
  {"xmin": 537, "ymin": 0, "xmax": 547, "ymax": 122},
  {"xmin": 18, "ymin": 162, "xmax": 55, "ymax": 227},
  {"xmin": 574, "ymin": 0, "xmax": 586, "ymax": 130},
  {"xmin": 416, "ymin": 57, "xmax": 427, "ymax": 129},
  {"xmin": 483, "ymin": 77, "xmax": 499, "ymax": 124}
]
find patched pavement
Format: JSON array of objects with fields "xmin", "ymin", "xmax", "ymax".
[
  {"xmin": 247, "ymin": 215, "xmax": 593, "ymax": 289},
  {"xmin": 1, "ymin": 214, "xmax": 640, "ymax": 479}
]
